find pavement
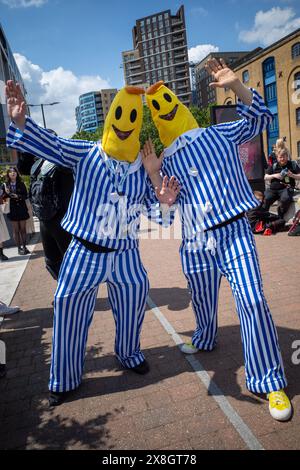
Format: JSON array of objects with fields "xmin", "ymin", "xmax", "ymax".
[
  {"xmin": 0, "ymin": 219, "xmax": 40, "ymax": 325},
  {"xmin": 0, "ymin": 215, "xmax": 299, "ymax": 450}
]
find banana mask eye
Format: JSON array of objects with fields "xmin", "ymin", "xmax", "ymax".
[
  {"xmin": 164, "ymin": 93, "xmax": 172, "ymax": 103},
  {"xmin": 130, "ymin": 109, "xmax": 137, "ymax": 123},
  {"xmin": 115, "ymin": 106, "xmax": 122, "ymax": 120},
  {"xmin": 152, "ymin": 100, "xmax": 160, "ymax": 111}
]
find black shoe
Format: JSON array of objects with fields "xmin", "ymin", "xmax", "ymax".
[
  {"xmin": 0, "ymin": 364, "xmax": 7, "ymax": 379},
  {"xmin": 129, "ymin": 360, "xmax": 150, "ymax": 375},
  {"xmin": 23, "ymin": 247, "xmax": 30, "ymax": 255},
  {"xmin": 48, "ymin": 390, "xmax": 72, "ymax": 407},
  {"xmin": 18, "ymin": 247, "xmax": 24, "ymax": 255}
]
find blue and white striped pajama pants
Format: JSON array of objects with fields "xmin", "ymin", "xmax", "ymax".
[
  {"xmin": 49, "ymin": 238, "xmax": 149, "ymax": 393},
  {"xmin": 180, "ymin": 217, "xmax": 287, "ymax": 394}
]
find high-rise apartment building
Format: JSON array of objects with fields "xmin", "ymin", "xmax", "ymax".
[
  {"xmin": 76, "ymin": 91, "xmax": 103, "ymax": 133},
  {"xmin": 122, "ymin": 5, "xmax": 192, "ymax": 106},
  {"xmin": 75, "ymin": 88, "xmax": 117, "ymax": 133},
  {"xmin": 0, "ymin": 23, "xmax": 26, "ymax": 164},
  {"xmin": 100, "ymin": 89, "xmax": 118, "ymax": 119}
]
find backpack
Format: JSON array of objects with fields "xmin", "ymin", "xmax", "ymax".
[{"xmin": 29, "ymin": 159, "xmax": 60, "ymax": 221}]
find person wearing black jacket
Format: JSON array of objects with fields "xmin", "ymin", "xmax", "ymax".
[
  {"xmin": 17, "ymin": 145, "xmax": 74, "ymax": 280},
  {"xmin": 264, "ymin": 149, "xmax": 300, "ymax": 218},
  {"xmin": 2, "ymin": 167, "xmax": 30, "ymax": 255}
]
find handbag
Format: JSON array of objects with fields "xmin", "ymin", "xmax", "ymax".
[{"xmin": 0, "ymin": 198, "xmax": 10, "ymax": 214}]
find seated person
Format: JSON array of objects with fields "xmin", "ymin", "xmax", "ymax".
[
  {"xmin": 263, "ymin": 149, "xmax": 300, "ymax": 218},
  {"xmin": 247, "ymin": 191, "xmax": 286, "ymax": 236}
]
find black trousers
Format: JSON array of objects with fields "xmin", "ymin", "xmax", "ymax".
[
  {"xmin": 39, "ymin": 214, "xmax": 72, "ymax": 280},
  {"xmin": 263, "ymin": 188, "xmax": 294, "ymax": 218}
]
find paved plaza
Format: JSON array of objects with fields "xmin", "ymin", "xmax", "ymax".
[{"xmin": 0, "ymin": 218, "xmax": 299, "ymax": 450}]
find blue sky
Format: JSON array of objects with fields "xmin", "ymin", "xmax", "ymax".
[{"xmin": 1, "ymin": 0, "xmax": 300, "ymax": 136}]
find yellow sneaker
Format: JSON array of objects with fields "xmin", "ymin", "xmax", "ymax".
[
  {"xmin": 267, "ymin": 390, "xmax": 292, "ymax": 421},
  {"xmin": 180, "ymin": 342, "xmax": 199, "ymax": 354}
]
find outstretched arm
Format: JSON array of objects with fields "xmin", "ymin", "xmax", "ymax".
[
  {"xmin": 206, "ymin": 58, "xmax": 273, "ymax": 145},
  {"xmin": 6, "ymin": 80, "xmax": 94, "ymax": 168},
  {"xmin": 142, "ymin": 139, "xmax": 180, "ymax": 226},
  {"xmin": 141, "ymin": 139, "xmax": 164, "ymax": 190},
  {"xmin": 142, "ymin": 138, "xmax": 180, "ymax": 206}
]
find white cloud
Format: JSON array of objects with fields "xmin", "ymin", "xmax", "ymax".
[
  {"xmin": 1, "ymin": 0, "xmax": 47, "ymax": 7},
  {"xmin": 188, "ymin": 44, "xmax": 219, "ymax": 64},
  {"xmin": 14, "ymin": 53, "xmax": 112, "ymax": 137},
  {"xmin": 191, "ymin": 7, "xmax": 208, "ymax": 17},
  {"xmin": 239, "ymin": 7, "xmax": 300, "ymax": 47}
]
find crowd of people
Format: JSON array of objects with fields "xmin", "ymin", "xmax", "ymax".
[
  {"xmin": 1, "ymin": 57, "xmax": 299, "ymax": 422},
  {"xmin": 247, "ymin": 138, "xmax": 300, "ymax": 237}
]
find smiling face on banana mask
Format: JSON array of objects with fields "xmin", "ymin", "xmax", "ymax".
[
  {"xmin": 102, "ymin": 87, "xmax": 144, "ymax": 163},
  {"xmin": 146, "ymin": 81, "xmax": 198, "ymax": 148}
]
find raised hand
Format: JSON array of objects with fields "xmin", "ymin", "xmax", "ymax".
[
  {"xmin": 141, "ymin": 139, "xmax": 164, "ymax": 177},
  {"xmin": 5, "ymin": 80, "xmax": 26, "ymax": 130},
  {"xmin": 155, "ymin": 175, "xmax": 180, "ymax": 207},
  {"xmin": 205, "ymin": 57, "xmax": 253, "ymax": 106},
  {"xmin": 205, "ymin": 58, "xmax": 238, "ymax": 89}
]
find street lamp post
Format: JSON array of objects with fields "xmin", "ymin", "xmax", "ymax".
[{"xmin": 27, "ymin": 102, "xmax": 60, "ymax": 128}]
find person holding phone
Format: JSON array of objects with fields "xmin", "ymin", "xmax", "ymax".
[{"xmin": 2, "ymin": 167, "xmax": 30, "ymax": 255}]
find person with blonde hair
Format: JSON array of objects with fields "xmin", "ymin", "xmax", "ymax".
[
  {"xmin": 275, "ymin": 138, "xmax": 290, "ymax": 159},
  {"xmin": 264, "ymin": 148, "xmax": 300, "ymax": 218}
]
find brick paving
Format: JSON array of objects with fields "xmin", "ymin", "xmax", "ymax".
[{"xmin": 0, "ymin": 229, "xmax": 299, "ymax": 450}]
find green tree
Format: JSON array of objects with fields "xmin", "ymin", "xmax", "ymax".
[
  {"xmin": 190, "ymin": 105, "xmax": 212, "ymax": 128},
  {"xmin": 71, "ymin": 126, "xmax": 104, "ymax": 141},
  {"xmin": 140, "ymin": 105, "xmax": 164, "ymax": 156}
]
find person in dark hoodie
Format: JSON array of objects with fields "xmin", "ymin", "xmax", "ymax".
[
  {"xmin": 17, "ymin": 136, "xmax": 74, "ymax": 280},
  {"xmin": 247, "ymin": 191, "xmax": 286, "ymax": 236}
]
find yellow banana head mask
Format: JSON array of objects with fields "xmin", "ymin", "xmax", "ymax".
[
  {"xmin": 102, "ymin": 86, "xmax": 145, "ymax": 162},
  {"xmin": 146, "ymin": 81, "xmax": 198, "ymax": 148}
]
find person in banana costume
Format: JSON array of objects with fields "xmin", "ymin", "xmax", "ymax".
[
  {"xmin": 142, "ymin": 58, "xmax": 291, "ymax": 422},
  {"xmin": 6, "ymin": 81, "xmax": 180, "ymax": 406}
]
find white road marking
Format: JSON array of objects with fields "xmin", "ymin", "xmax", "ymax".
[{"xmin": 147, "ymin": 295, "xmax": 264, "ymax": 451}]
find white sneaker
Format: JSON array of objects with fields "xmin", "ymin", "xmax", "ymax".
[
  {"xmin": 180, "ymin": 342, "xmax": 199, "ymax": 354},
  {"xmin": 0, "ymin": 303, "xmax": 20, "ymax": 316},
  {"xmin": 268, "ymin": 390, "xmax": 292, "ymax": 421}
]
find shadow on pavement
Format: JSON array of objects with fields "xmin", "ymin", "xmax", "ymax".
[
  {"xmin": 146, "ymin": 287, "xmax": 191, "ymax": 311},
  {"xmin": 0, "ymin": 297, "xmax": 299, "ymax": 449},
  {"xmin": 148, "ymin": 287, "xmax": 300, "ymax": 404},
  {"xmin": 178, "ymin": 325, "xmax": 300, "ymax": 405}
]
